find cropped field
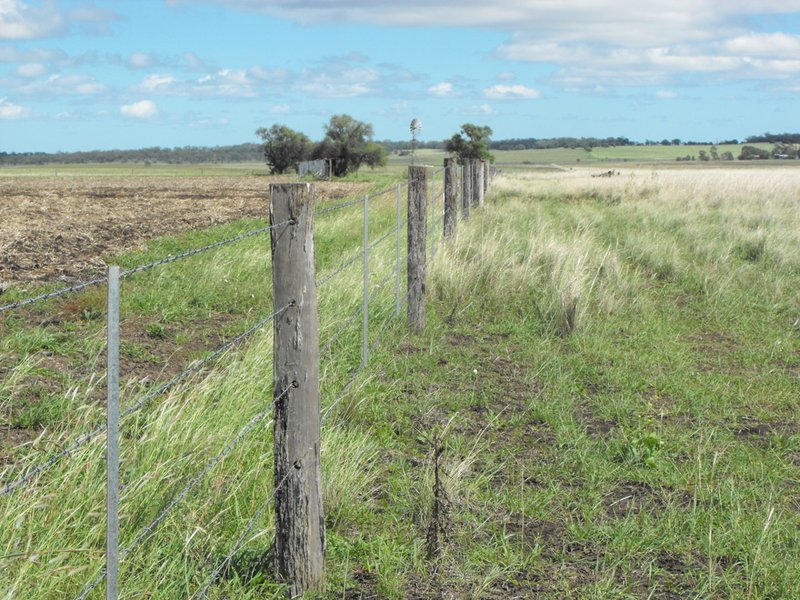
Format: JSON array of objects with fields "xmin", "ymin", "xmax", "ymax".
[{"xmin": 1, "ymin": 165, "xmax": 799, "ymax": 598}]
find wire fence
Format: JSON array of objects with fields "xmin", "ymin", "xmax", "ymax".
[{"xmin": 0, "ymin": 160, "xmax": 494, "ymax": 598}]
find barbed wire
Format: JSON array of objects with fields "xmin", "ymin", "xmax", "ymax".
[
  {"xmin": 118, "ymin": 221, "xmax": 290, "ymax": 279},
  {"xmin": 316, "ymin": 249, "xmax": 362, "ymax": 289},
  {"xmin": 73, "ymin": 388, "xmax": 289, "ymax": 600},
  {"xmin": 320, "ymin": 303, "xmax": 362, "ymax": 356},
  {"xmin": 314, "ymin": 196, "xmax": 365, "ymax": 217},
  {"xmin": 193, "ymin": 436, "xmax": 319, "ymax": 600},
  {"xmin": 0, "ymin": 221, "xmax": 291, "ymax": 315},
  {"xmin": 0, "ymin": 304, "xmax": 291, "ymax": 497}
]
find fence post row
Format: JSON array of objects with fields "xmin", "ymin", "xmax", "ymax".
[
  {"xmin": 407, "ymin": 166, "xmax": 428, "ymax": 333},
  {"xmin": 443, "ymin": 158, "xmax": 458, "ymax": 238},
  {"xmin": 269, "ymin": 183, "xmax": 325, "ymax": 596},
  {"xmin": 461, "ymin": 160, "xmax": 471, "ymax": 221},
  {"xmin": 106, "ymin": 266, "xmax": 120, "ymax": 600},
  {"xmin": 362, "ymin": 193, "xmax": 370, "ymax": 366}
]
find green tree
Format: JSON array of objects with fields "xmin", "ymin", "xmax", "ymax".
[
  {"xmin": 255, "ymin": 124, "xmax": 312, "ymax": 174},
  {"xmin": 313, "ymin": 114, "xmax": 375, "ymax": 177},
  {"xmin": 444, "ymin": 123, "xmax": 494, "ymax": 163},
  {"xmin": 362, "ymin": 142, "xmax": 388, "ymax": 169}
]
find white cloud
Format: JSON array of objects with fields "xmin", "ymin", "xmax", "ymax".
[
  {"xmin": 179, "ymin": 1, "xmax": 800, "ymax": 87},
  {"xmin": 484, "ymin": 84, "xmax": 540, "ymax": 99},
  {"xmin": 0, "ymin": 0, "xmax": 120, "ymax": 40},
  {"xmin": 138, "ymin": 73, "xmax": 179, "ymax": 93},
  {"xmin": 0, "ymin": 96, "xmax": 28, "ymax": 118},
  {"xmin": 268, "ymin": 103, "xmax": 290, "ymax": 113},
  {"xmin": 127, "ymin": 52, "xmax": 156, "ymax": 69},
  {"xmin": 16, "ymin": 73, "xmax": 106, "ymax": 95},
  {"xmin": 656, "ymin": 90, "xmax": 678, "ymax": 99},
  {"xmin": 120, "ymin": 100, "xmax": 158, "ymax": 118},
  {"xmin": 15, "ymin": 62, "xmax": 45, "ymax": 77},
  {"xmin": 428, "ymin": 82, "xmax": 453, "ymax": 96},
  {"xmin": 0, "ymin": 0, "xmax": 64, "ymax": 39}
]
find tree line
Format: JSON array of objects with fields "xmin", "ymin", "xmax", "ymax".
[{"xmin": 3, "ymin": 129, "xmax": 799, "ymax": 168}]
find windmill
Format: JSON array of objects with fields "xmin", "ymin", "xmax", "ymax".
[{"xmin": 410, "ymin": 118, "xmax": 422, "ymax": 165}]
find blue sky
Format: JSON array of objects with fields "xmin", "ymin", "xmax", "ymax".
[{"xmin": 1, "ymin": 0, "xmax": 799, "ymax": 152}]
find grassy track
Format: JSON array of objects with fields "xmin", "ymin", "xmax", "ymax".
[{"xmin": 1, "ymin": 166, "xmax": 799, "ymax": 598}]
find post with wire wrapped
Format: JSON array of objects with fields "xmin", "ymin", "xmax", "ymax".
[
  {"xmin": 407, "ymin": 166, "xmax": 428, "ymax": 332},
  {"xmin": 269, "ymin": 183, "xmax": 325, "ymax": 595},
  {"xmin": 461, "ymin": 160, "xmax": 471, "ymax": 220},
  {"xmin": 443, "ymin": 158, "xmax": 458, "ymax": 238}
]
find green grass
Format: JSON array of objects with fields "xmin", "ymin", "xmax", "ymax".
[{"xmin": 2, "ymin": 165, "xmax": 799, "ymax": 598}]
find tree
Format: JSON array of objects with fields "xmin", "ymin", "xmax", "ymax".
[
  {"xmin": 313, "ymin": 114, "xmax": 375, "ymax": 177},
  {"xmin": 362, "ymin": 142, "xmax": 387, "ymax": 169},
  {"xmin": 255, "ymin": 124, "xmax": 312, "ymax": 174},
  {"xmin": 444, "ymin": 123, "xmax": 494, "ymax": 163}
]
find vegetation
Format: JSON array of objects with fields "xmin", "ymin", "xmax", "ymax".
[
  {"xmin": 2, "ymin": 165, "xmax": 799, "ymax": 598},
  {"xmin": 312, "ymin": 114, "xmax": 381, "ymax": 177},
  {"xmin": 255, "ymin": 124, "xmax": 313, "ymax": 174},
  {"xmin": 444, "ymin": 123, "xmax": 494, "ymax": 163}
]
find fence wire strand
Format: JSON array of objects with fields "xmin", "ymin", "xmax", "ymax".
[
  {"xmin": 0, "ymin": 221, "xmax": 290, "ymax": 315},
  {"xmin": 73, "ymin": 388, "xmax": 289, "ymax": 600},
  {"xmin": 314, "ymin": 196, "xmax": 365, "ymax": 217},
  {"xmin": 193, "ymin": 436, "xmax": 319, "ymax": 600},
  {"xmin": 0, "ymin": 304, "xmax": 290, "ymax": 497}
]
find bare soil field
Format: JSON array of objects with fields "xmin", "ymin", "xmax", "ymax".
[{"xmin": 0, "ymin": 176, "xmax": 367, "ymax": 288}]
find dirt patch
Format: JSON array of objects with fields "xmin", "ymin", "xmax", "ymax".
[
  {"xmin": 0, "ymin": 176, "xmax": 368, "ymax": 288},
  {"xmin": 603, "ymin": 480, "xmax": 665, "ymax": 519}
]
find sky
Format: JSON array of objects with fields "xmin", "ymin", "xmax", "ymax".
[{"xmin": 1, "ymin": 0, "xmax": 799, "ymax": 152}]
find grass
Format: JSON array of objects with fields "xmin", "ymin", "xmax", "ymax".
[{"xmin": 2, "ymin": 165, "xmax": 799, "ymax": 598}]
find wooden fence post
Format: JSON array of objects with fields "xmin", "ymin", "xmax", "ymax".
[
  {"xmin": 270, "ymin": 183, "xmax": 325, "ymax": 596},
  {"xmin": 474, "ymin": 159, "xmax": 485, "ymax": 208},
  {"xmin": 443, "ymin": 158, "xmax": 457, "ymax": 238},
  {"xmin": 407, "ymin": 166, "xmax": 427, "ymax": 333},
  {"xmin": 483, "ymin": 161, "xmax": 489, "ymax": 197},
  {"xmin": 461, "ymin": 161, "xmax": 471, "ymax": 221}
]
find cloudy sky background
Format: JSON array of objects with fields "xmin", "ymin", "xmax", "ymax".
[{"xmin": 1, "ymin": 0, "xmax": 799, "ymax": 152}]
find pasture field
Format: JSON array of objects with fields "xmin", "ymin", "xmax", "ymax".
[
  {"xmin": 387, "ymin": 144, "xmax": 781, "ymax": 167},
  {"xmin": 1, "ymin": 165, "xmax": 799, "ymax": 598}
]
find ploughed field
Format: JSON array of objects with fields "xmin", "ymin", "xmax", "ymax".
[{"xmin": 0, "ymin": 176, "xmax": 365, "ymax": 287}]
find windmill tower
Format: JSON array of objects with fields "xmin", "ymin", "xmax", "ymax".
[{"xmin": 410, "ymin": 118, "xmax": 422, "ymax": 165}]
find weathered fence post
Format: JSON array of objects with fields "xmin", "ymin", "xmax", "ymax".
[
  {"xmin": 461, "ymin": 161, "xmax": 471, "ymax": 221},
  {"xmin": 362, "ymin": 193, "xmax": 370, "ymax": 366},
  {"xmin": 430, "ymin": 169, "xmax": 437, "ymax": 261},
  {"xmin": 407, "ymin": 166, "xmax": 427, "ymax": 332},
  {"xmin": 270, "ymin": 183, "xmax": 325, "ymax": 596},
  {"xmin": 473, "ymin": 159, "xmax": 485, "ymax": 208},
  {"xmin": 443, "ymin": 158, "xmax": 457, "ymax": 238},
  {"xmin": 106, "ymin": 266, "xmax": 120, "ymax": 600},
  {"xmin": 395, "ymin": 183, "xmax": 402, "ymax": 317},
  {"xmin": 483, "ymin": 161, "xmax": 489, "ymax": 197}
]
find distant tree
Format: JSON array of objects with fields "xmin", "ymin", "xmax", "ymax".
[
  {"xmin": 698, "ymin": 150, "xmax": 710, "ymax": 161},
  {"xmin": 444, "ymin": 123, "xmax": 494, "ymax": 163},
  {"xmin": 720, "ymin": 151, "xmax": 734, "ymax": 161},
  {"xmin": 313, "ymin": 114, "xmax": 375, "ymax": 176},
  {"xmin": 709, "ymin": 145, "xmax": 719, "ymax": 160},
  {"xmin": 671, "ymin": 138, "xmax": 681, "ymax": 146},
  {"xmin": 255, "ymin": 124, "xmax": 312, "ymax": 174},
  {"xmin": 362, "ymin": 142, "xmax": 388, "ymax": 169},
  {"xmin": 660, "ymin": 139, "xmax": 671, "ymax": 146},
  {"xmin": 738, "ymin": 145, "xmax": 771, "ymax": 160}
]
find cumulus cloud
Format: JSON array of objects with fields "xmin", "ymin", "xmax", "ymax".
[
  {"xmin": 16, "ymin": 73, "xmax": 106, "ymax": 95},
  {"xmin": 176, "ymin": 0, "xmax": 800, "ymax": 87},
  {"xmin": 15, "ymin": 61, "xmax": 46, "ymax": 77},
  {"xmin": 120, "ymin": 99, "xmax": 158, "ymax": 118},
  {"xmin": 127, "ymin": 52, "xmax": 156, "ymax": 69},
  {"xmin": 0, "ymin": 96, "xmax": 28, "ymax": 118},
  {"xmin": 428, "ymin": 82, "xmax": 453, "ymax": 96},
  {"xmin": 0, "ymin": 0, "xmax": 121, "ymax": 39},
  {"xmin": 0, "ymin": 0, "xmax": 63, "ymax": 39},
  {"xmin": 484, "ymin": 84, "xmax": 540, "ymax": 99}
]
